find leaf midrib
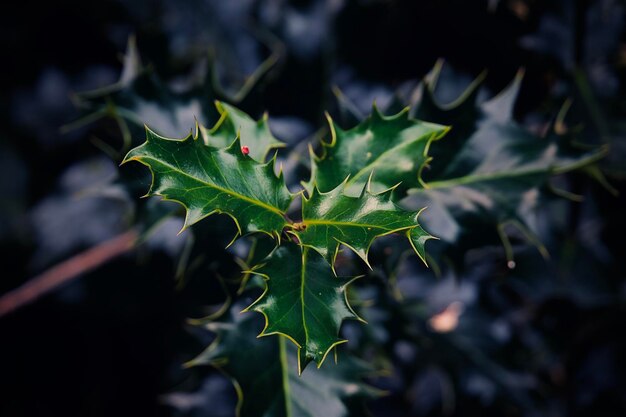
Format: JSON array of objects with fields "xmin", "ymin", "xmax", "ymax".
[
  {"xmin": 139, "ymin": 155, "xmax": 286, "ymax": 216},
  {"xmin": 303, "ymin": 219, "xmax": 409, "ymax": 231},
  {"xmin": 424, "ymin": 167, "xmax": 547, "ymax": 189},
  {"xmin": 300, "ymin": 249, "xmax": 309, "ymax": 357},
  {"xmin": 420, "ymin": 147, "xmax": 606, "ymax": 191}
]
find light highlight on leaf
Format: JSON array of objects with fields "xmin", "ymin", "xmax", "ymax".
[
  {"xmin": 122, "ymin": 127, "xmax": 292, "ymax": 243},
  {"xmin": 244, "ymin": 243, "xmax": 363, "ymax": 373},
  {"xmin": 294, "ymin": 179, "xmax": 435, "ymax": 270},
  {"xmin": 305, "ymin": 106, "xmax": 449, "ymax": 198},
  {"xmin": 200, "ymin": 101, "xmax": 285, "ymax": 162}
]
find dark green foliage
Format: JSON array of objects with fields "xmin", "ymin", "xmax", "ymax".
[
  {"xmin": 188, "ymin": 302, "xmax": 378, "ymax": 417},
  {"xmin": 4, "ymin": 3, "xmax": 624, "ymax": 417},
  {"xmin": 122, "ymin": 83, "xmax": 605, "ymax": 414}
]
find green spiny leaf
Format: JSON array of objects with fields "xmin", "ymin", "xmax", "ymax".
[
  {"xmin": 305, "ymin": 106, "xmax": 449, "ymax": 198},
  {"xmin": 200, "ymin": 101, "xmax": 285, "ymax": 162},
  {"xmin": 293, "ymin": 179, "xmax": 435, "ymax": 269},
  {"xmin": 122, "ymin": 128, "xmax": 293, "ymax": 242},
  {"xmin": 244, "ymin": 242, "xmax": 362, "ymax": 373}
]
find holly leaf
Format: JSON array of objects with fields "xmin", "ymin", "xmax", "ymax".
[
  {"xmin": 200, "ymin": 101, "xmax": 285, "ymax": 163},
  {"xmin": 305, "ymin": 107, "xmax": 449, "ymax": 199},
  {"xmin": 187, "ymin": 303, "xmax": 378, "ymax": 417},
  {"xmin": 74, "ymin": 48, "xmax": 221, "ymax": 145},
  {"xmin": 69, "ymin": 36, "xmax": 281, "ymax": 155},
  {"xmin": 293, "ymin": 179, "xmax": 434, "ymax": 269},
  {"xmin": 122, "ymin": 128, "xmax": 293, "ymax": 242},
  {"xmin": 330, "ymin": 65, "xmax": 606, "ymax": 266},
  {"xmin": 401, "ymin": 67, "xmax": 607, "ymax": 264},
  {"xmin": 244, "ymin": 242, "xmax": 363, "ymax": 373}
]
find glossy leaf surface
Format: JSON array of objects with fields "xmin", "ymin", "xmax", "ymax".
[
  {"xmin": 306, "ymin": 107, "xmax": 448, "ymax": 198},
  {"xmin": 123, "ymin": 128, "xmax": 292, "ymax": 240},
  {"xmin": 245, "ymin": 243, "xmax": 361, "ymax": 373},
  {"xmin": 294, "ymin": 180, "xmax": 434, "ymax": 268},
  {"xmin": 200, "ymin": 101, "xmax": 285, "ymax": 162}
]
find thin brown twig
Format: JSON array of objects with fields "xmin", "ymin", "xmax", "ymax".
[{"xmin": 0, "ymin": 230, "xmax": 138, "ymax": 318}]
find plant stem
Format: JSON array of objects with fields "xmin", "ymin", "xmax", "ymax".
[{"xmin": 0, "ymin": 230, "xmax": 137, "ymax": 318}]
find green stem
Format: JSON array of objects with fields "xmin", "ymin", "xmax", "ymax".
[
  {"xmin": 419, "ymin": 147, "xmax": 608, "ymax": 191},
  {"xmin": 278, "ymin": 337, "xmax": 293, "ymax": 417}
]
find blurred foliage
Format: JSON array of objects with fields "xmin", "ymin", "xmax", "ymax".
[{"xmin": 1, "ymin": 1, "xmax": 626, "ymax": 417}]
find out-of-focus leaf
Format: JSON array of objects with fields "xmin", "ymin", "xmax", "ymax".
[
  {"xmin": 74, "ymin": 53, "xmax": 220, "ymax": 143},
  {"xmin": 187, "ymin": 302, "xmax": 378, "ymax": 417},
  {"xmin": 402, "ymin": 68, "xmax": 607, "ymax": 263},
  {"xmin": 70, "ymin": 35, "xmax": 281, "ymax": 151}
]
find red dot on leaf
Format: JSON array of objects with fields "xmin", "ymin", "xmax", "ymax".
[{"xmin": 241, "ymin": 145, "xmax": 250, "ymax": 155}]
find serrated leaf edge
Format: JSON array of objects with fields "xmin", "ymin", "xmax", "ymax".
[
  {"xmin": 294, "ymin": 175, "xmax": 436, "ymax": 273},
  {"xmin": 241, "ymin": 246, "xmax": 366, "ymax": 375},
  {"xmin": 121, "ymin": 125, "xmax": 289, "ymax": 247},
  {"xmin": 304, "ymin": 105, "xmax": 450, "ymax": 195},
  {"xmin": 203, "ymin": 100, "xmax": 286, "ymax": 162}
]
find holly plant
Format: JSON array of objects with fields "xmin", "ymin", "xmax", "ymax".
[
  {"xmin": 123, "ymin": 102, "xmax": 445, "ymax": 371},
  {"xmin": 121, "ymin": 72, "xmax": 605, "ymax": 415}
]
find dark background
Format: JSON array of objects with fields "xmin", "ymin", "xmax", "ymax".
[{"xmin": 1, "ymin": 0, "xmax": 626, "ymax": 416}]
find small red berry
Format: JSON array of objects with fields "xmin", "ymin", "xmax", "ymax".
[{"xmin": 241, "ymin": 145, "xmax": 250, "ymax": 155}]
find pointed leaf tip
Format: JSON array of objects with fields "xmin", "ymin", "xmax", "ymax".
[
  {"xmin": 295, "ymin": 180, "xmax": 434, "ymax": 268},
  {"xmin": 247, "ymin": 244, "xmax": 361, "ymax": 372},
  {"xmin": 204, "ymin": 101, "xmax": 285, "ymax": 162},
  {"xmin": 308, "ymin": 106, "xmax": 449, "ymax": 198},
  {"xmin": 123, "ymin": 124, "xmax": 292, "ymax": 240}
]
